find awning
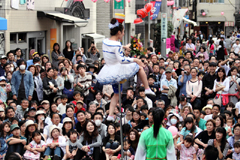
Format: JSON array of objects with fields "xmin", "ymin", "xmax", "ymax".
[
  {"xmin": 85, "ymin": 33, "xmax": 105, "ymax": 43},
  {"xmin": 37, "ymin": 11, "xmax": 88, "ymax": 27},
  {"xmin": 0, "ymin": 17, "xmax": 7, "ymax": 30},
  {"xmin": 183, "ymin": 17, "xmax": 197, "ymax": 26},
  {"xmin": 197, "ymin": 16, "xmax": 226, "ymax": 22}
]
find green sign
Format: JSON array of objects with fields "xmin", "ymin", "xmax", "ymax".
[
  {"xmin": 161, "ymin": 13, "xmax": 168, "ymax": 40},
  {"xmin": 114, "ymin": 0, "xmax": 124, "ymax": 10}
]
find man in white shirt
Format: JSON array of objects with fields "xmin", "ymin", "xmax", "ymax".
[
  {"xmin": 232, "ymin": 39, "xmax": 240, "ymax": 54},
  {"xmin": 186, "ymin": 38, "xmax": 195, "ymax": 54},
  {"xmin": 43, "ymin": 112, "xmax": 63, "ymax": 139}
]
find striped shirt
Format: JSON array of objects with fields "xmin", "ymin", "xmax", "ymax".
[{"xmin": 74, "ymin": 72, "xmax": 92, "ymax": 96}]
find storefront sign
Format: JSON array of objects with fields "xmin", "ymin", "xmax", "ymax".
[
  {"xmin": 225, "ymin": 21, "xmax": 234, "ymax": 26},
  {"xmin": 114, "ymin": 0, "xmax": 124, "ymax": 10},
  {"xmin": 50, "ymin": 29, "xmax": 57, "ymax": 52},
  {"xmin": 161, "ymin": 13, "xmax": 168, "ymax": 40}
]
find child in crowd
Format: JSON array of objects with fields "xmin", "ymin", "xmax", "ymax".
[
  {"xmin": 232, "ymin": 142, "xmax": 240, "ymax": 160},
  {"xmin": 63, "ymin": 130, "xmax": 78, "ymax": 160},
  {"xmin": 6, "ymin": 124, "xmax": 27, "ymax": 157},
  {"xmin": 72, "ymin": 91, "xmax": 86, "ymax": 113},
  {"xmin": 75, "ymin": 100, "xmax": 86, "ymax": 112},
  {"xmin": 123, "ymin": 139, "xmax": 135, "ymax": 160},
  {"xmin": 225, "ymin": 118, "xmax": 234, "ymax": 138},
  {"xmin": 180, "ymin": 117, "xmax": 198, "ymax": 142},
  {"xmin": 58, "ymin": 94, "xmax": 68, "ymax": 115},
  {"xmin": 177, "ymin": 135, "xmax": 196, "ymax": 160},
  {"xmin": 140, "ymin": 113, "xmax": 147, "ymax": 121},
  {"xmin": 24, "ymin": 131, "xmax": 46, "ymax": 160},
  {"xmin": 54, "ymin": 96, "xmax": 62, "ymax": 106},
  {"xmin": 0, "ymin": 137, "xmax": 7, "ymax": 159},
  {"xmin": 44, "ymin": 125, "xmax": 66, "ymax": 160}
]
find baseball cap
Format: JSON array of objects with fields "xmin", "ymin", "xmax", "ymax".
[
  {"xmin": 165, "ymin": 67, "xmax": 172, "ymax": 73},
  {"xmin": 77, "ymin": 100, "xmax": 84, "ymax": 105},
  {"xmin": 0, "ymin": 55, "xmax": 7, "ymax": 60},
  {"xmin": 10, "ymin": 124, "xmax": 20, "ymax": 132},
  {"xmin": 41, "ymin": 100, "xmax": 49, "ymax": 105},
  {"xmin": 0, "ymin": 76, "xmax": 6, "ymax": 82}
]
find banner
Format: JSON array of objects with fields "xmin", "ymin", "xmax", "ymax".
[
  {"xmin": 172, "ymin": 8, "xmax": 188, "ymax": 30},
  {"xmin": 166, "ymin": 38, "xmax": 171, "ymax": 49},
  {"xmin": 150, "ymin": 1, "xmax": 161, "ymax": 20}
]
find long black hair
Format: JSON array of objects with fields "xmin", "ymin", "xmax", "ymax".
[
  {"xmin": 216, "ymin": 67, "xmax": 226, "ymax": 82},
  {"xmin": 152, "ymin": 108, "xmax": 165, "ymax": 138},
  {"xmin": 53, "ymin": 43, "xmax": 61, "ymax": 53},
  {"xmin": 215, "ymin": 127, "xmax": 227, "ymax": 152},
  {"xmin": 63, "ymin": 40, "xmax": 73, "ymax": 52}
]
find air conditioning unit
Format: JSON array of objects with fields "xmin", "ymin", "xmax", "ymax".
[{"xmin": 200, "ymin": 9, "xmax": 209, "ymax": 16}]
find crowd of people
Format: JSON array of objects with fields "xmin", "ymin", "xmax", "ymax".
[{"xmin": 1, "ymin": 19, "xmax": 240, "ymax": 160}]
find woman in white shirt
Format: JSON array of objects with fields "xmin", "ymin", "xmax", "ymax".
[
  {"xmin": 186, "ymin": 68, "xmax": 202, "ymax": 108},
  {"xmin": 213, "ymin": 67, "xmax": 230, "ymax": 113}
]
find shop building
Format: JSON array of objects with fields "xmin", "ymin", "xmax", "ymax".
[{"xmin": 1, "ymin": 0, "xmax": 97, "ymax": 59}]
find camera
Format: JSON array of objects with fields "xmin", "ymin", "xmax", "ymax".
[
  {"xmin": 141, "ymin": 60, "xmax": 145, "ymax": 63},
  {"xmin": 184, "ymin": 71, "xmax": 187, "ymax": 74}
]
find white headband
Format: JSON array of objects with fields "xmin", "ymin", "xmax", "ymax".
[{"xmin": 109, "ymin": 20, "xmax": 119, "ymax": 29}]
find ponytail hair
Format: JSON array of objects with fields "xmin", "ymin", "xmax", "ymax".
[
  {"xmin": 109, "ymin": 18, "xmax": 124, "ymax": 36},
  {"xmin": 152, "ymin": 108, "xmax": 165, "ymax": 138}
]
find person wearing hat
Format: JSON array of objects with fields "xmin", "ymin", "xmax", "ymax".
[
  {"xmin": 41, "ymin": 54, "xmax": 49, "ymax": 66},
  {"xmin": 202, "ymin": 62, "xmax": 217, "ymax": 106},
  {"xmin": 26, "ymin": 52, "xmax": 40, "ymax": 69},
  {"xmin": 44, "ymin": 125, "xmax": 66, "ymax": 160},
  {"xmin": 0, "ymin": 76, "xmax": 9, "ymax": 103},
  {"xmin": 202, "ymin": 104, "xmax": 213, "ymax": 115},
  {"xmin": 41, "ymin": 100, "xmax": 50, "ymax": 116},
  {"xmin": 11, "ymin": 60, "xmax": 34, "ymax": 104},
  {"xmin": 62, "ymin": 117, "xmax": 73, "ymax": 136},
  {"xmin": 24, "ymin": 120, "xmax": 40, "ymax": 144},
  {"xmin": 6, "ymin": 124, "xmax": 27, "ymax": 157},
  {"xmin": 27, "ymin": 107, "xmax": 37, "ymax": 121},
  {"xmin": 160, "ymin": 67, "xmax": 178, "ymax": 109},
  {"xmin": 75, "ymin": 100, "xmax": 86, "ymax": 112},
  {"xmin": 35, "ymin": 110, "xmax": 47, "ymax": 133},
  {"xmin": 0, "ymin": 55, "xmax": 8, "ymax": 77}
]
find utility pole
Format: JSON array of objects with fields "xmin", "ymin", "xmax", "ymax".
[
  {"xmin": 161, "ymin": 0, "xmax": 167, "ymax": 58},
  {"xmin": 148, "ymin": 0, "xmax": 150, "ymax": 47}
]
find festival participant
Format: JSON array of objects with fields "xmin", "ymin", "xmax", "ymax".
[
  {"xmin": 96, "ymin": 18, "xmax": 154, "ymax": 121},
  {"xmin": 135, "ymin": 108, "xmax": 176, "ymax": 160}
]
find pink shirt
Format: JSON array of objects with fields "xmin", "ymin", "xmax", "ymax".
[{"xmin": 179, "ymin": 144, "xmax": 196, "ymax": 160}]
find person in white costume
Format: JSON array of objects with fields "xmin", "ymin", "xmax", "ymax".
[{"xmin": 97, "ymin": 18, "xmax": 155, "ymax": 121}]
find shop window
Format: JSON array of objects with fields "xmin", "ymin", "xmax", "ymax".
[
  {"xmin": 18, "ymin": 33, "xmax": 27, "ymax": 43},
  {"xmin": 199, "ymin": 0, "xmax": 224, "ymax": 3},
  {"xmin": 10, "ymin": 33, "xmax": 17, "ymax": 43}
]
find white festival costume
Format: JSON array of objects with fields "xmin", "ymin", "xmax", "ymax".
[{"xmin": 97, "ymin": 39, "xmax": 139, "ymax": 85}]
